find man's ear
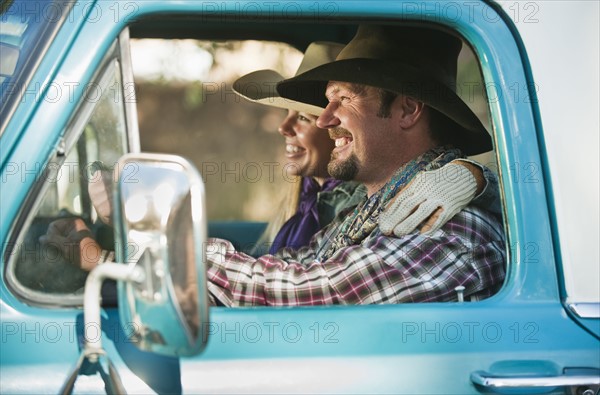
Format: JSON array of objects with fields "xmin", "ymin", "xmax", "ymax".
[{"xmin": 396, "ymin": 96, "xmax": 425, "ymax": 129}]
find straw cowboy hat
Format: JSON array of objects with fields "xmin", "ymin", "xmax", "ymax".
[
  {"xmin": 277, "ymin": 25, "xmax": 493, "ymax": 155},
  {"xmin": 233, "ymin": 42, "xmax": 344, "ymax": 115}
]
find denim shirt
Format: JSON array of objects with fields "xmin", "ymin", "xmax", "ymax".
[{"xmin": 317, "ymin": 181, "xmax": 366, "ymax": 228}]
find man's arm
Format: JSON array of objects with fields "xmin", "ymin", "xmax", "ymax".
[
  {"xmin": 39, "ymin": 218, "xmax": 103, "ymax": 271},
  {"xmin": 458, "ymin": 159, "xmax": 502, "ymax": 216},
  {"xmin": 206, "ymin": 208, "xmax": 505, "ymax": 307},
  {"xmin": 379, "ymin": 159, "xmax": 501, "ymax": 236}
]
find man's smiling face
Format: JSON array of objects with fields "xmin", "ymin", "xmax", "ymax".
[{"xmin": 317, "ymin": 81, "xmax": 403, "ymax": 190}]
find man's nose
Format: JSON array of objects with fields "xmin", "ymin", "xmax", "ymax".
[{"xmin": 316, "ymin": 102, "xmax": 341, "ymax": 129}]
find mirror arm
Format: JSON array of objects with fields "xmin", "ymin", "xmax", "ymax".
[{"xmin": 84, "ymin": 263, "xmax": 145, "ymax": 361}]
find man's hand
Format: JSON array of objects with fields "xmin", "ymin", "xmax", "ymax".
[
  {"xmin": 379, "ymin": 162, "xmax": 481, "ymax": 236},
  {"xmin": 88, "ymin": 165, "xmax": 114, "ymax": 225},
  {"xmin": 39, "ymin": 218, "xmax": 101, "ymax": 271}
]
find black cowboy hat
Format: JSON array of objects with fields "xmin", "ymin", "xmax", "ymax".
[{"xmin": 277, "ymin": 25, "xmax": 493, "ymax": 155}]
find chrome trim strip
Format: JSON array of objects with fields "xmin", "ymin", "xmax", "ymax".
[
  {"xmin": 119, "ymin": 28, "xmax": 141, "ymax": 153},
  {"xmin": 569, "ymin": 303, "xmax": 600, "ymax": 319},
  {"xmin": 471, "ymin": 371, "xmax": 600, "ymax": 388}
]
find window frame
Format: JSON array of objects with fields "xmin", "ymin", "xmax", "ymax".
[{"xmin": 4, "ymin": 31, "xmax": 136, "ymax": 307}]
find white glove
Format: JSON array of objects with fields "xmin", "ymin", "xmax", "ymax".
[{"xmin": 379, "ymin": 163, "xmax": 477, "ymax": 236}]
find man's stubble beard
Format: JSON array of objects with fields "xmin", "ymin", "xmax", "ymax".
[{"xmin": 328, "ymin": 151, "xmax": 359, "ymax": 181}]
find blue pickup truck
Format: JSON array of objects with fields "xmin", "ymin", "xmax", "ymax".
[{"xmin": 1, "ymin": 1, "xmax": 598, "ymax": 394}]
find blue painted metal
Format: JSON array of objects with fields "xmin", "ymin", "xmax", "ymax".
[{"xmin": 1, "ymin": 0, "xmax": 598, "ymax": 393}]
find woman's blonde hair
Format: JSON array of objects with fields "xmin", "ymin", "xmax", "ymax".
[{"xmin": 255, "ymin": 176, "xmax": 302, "ymax": 253}]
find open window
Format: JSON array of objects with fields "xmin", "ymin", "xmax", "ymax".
[
  {"xmin": 127, "ymin": 18, "xmax": 504, "ymax": 301},
  {"xmin": 5, "ymin": 17, "xmax": 505, "ymax": 306}
]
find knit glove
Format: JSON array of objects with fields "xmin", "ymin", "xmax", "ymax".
[{"xmin": 379, "ymin": 163, "xmax": 477, "ymax": 236}]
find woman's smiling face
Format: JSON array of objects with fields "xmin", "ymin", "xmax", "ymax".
[{"xmin": 278, "ymin": 109, "xmax": 335, "ymax": 184}]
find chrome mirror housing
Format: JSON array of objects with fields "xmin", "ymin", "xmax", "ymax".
[{"xmin": 114, "ymin": 153, "xmax": 208, "ymax": 357}]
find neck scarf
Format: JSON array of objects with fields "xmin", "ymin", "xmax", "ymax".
[
  {"xmin": 317, "ymin": 146, "xmax": 462, "ymax": 261},
  {"xmin": 270, "ymin": 177, "xmax": 342, "ymax": 254}
]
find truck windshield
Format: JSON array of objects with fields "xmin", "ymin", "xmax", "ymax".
[{"xmin": 0, "ymin": 0, "xmax": 73, "ymax": 135}]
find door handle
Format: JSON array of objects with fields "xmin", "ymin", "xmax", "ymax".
[{"xmin": 471, "ymin": 370, "xmax": 600, "ymax": 388}]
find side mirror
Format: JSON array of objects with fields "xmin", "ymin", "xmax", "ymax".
[
  {"xmin": 113, "ymin": 153, "xmax": 209, "ymax": 357},
  {"xmin": 62, "ymin": 154, "xmax": 208, "ymax": 394}
]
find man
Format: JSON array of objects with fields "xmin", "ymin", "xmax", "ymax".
[
  {"xmin": 206, "ymin": 25, "xmax": 505, "ymax": 306},
  {"xmin": 231, "ymin": 41, "xmax": 500, "ymax": 252}
]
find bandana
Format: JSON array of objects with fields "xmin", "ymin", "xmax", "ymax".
[
  {"xmin": 270, "ymin": 177, "xmax": 342, "ymax": 254},
  {"xmin": 316, "ymin": 146, "xmax": 462, "ymax": 261}
]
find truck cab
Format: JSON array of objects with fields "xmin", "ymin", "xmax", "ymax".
[{"xmin": 1, "ymin": 1, "xmax": 598, "ymax": 393}]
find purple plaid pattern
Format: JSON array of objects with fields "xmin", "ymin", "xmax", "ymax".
[{"xmin": 206, "ymin": 205, "xmax": 505, "ymax": 306}]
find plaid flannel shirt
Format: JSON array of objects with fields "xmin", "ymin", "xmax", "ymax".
[{"xmin": 206, "ymin": 205, "xmax": 506, "ymax": 306}]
